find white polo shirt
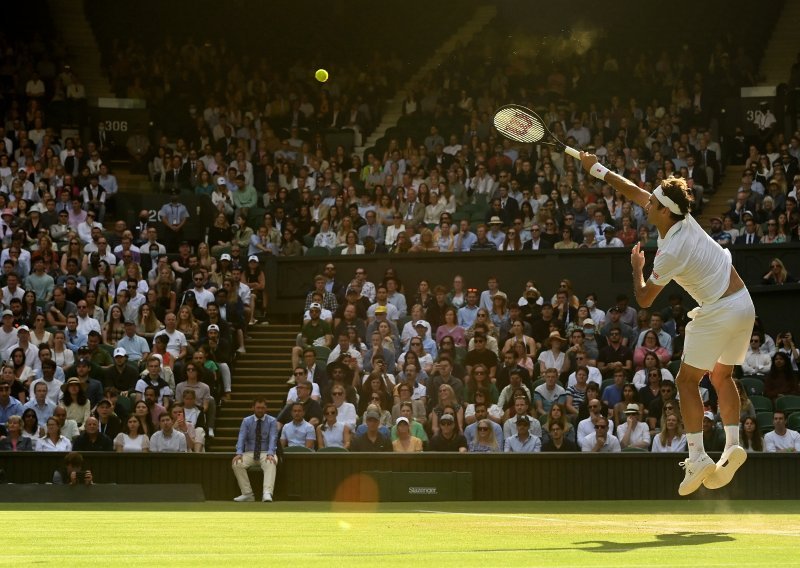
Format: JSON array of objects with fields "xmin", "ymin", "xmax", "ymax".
[{"xmin": 650, "ymin": 214, "xmax": 731, "ymax": 305}]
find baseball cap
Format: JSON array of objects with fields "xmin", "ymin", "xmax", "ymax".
[
  {"xmin": 248, "ymin": 255, "xmax": 259, "ymax": 263},
  {"xmin": 113, "ymin": 347, "xmax": 127, "ymax": 358},
  {"xmin": 703, "ymin": 411, "xmax": 715, "ymax": 421},
  {"xmin": 76, "ymin": 358, "xmax": 91, "ymax": 366},
  {"xmin": 396, "ymin": 416, "xmax": 409, "ymax": 426},
  {"xmin": 625, "ymin": 403, "xmax": 640, "ymax": 414},
  {"xmin": 16, "ymin": 325, "xmax": 30, "ymax": 332},
  {"xmin": 439, "ymin": 413, "xmax": 454, "ymax": 423},
  {"xmin": 365, "ymin": 410, "xmax": 380, "ymax": 421},
  {"xmin": 309, "ymin": 302, "xmax": 322, "ymax": 310},
  {"xmin": 374, "ymin": 305, "xmax": 387, "ymax": 314},
  {"xmin": 96, "ymin": 399, "xmax": 112, "ymax": 407},
  {"xmin": 609, "ymin": 306, "xmax": 621, "ymax": 313},
  {"xmin": 414, "ymin": 320, "xmax": 430, "ymax": 329},
  {"xmin": 516, "ymin": 414, "xmax": 531, "ymax": 424},
  {"xmin": 2, "ymin": 309, "xmax": 12, "ymax": 317},
  {"xmin": 207, "ymin": 324, "xmax": 220, "ymax": 332},
  {"xmin": 216, "ymin": 176, "xmax": 226, "ymax": 185},
  {"xmin": 123, "ymin": 319, "xmax": 135, "ymax": 326},
  {"xmin": 583, "ymin": 318, "xmax": 595, "ymax": 327},
  {"xmin": 220, "ymin": 253, "xmax": 231, "ymax": 261}
]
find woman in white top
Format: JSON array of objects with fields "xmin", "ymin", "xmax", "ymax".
[
  {"xmin": 340, "ymin": 231, "xmax": 364, "ymax": 255},
  {"xmin": 651, "ymin": 413, "xmax": 687, "ymax": 453},
  {"xmin": 36, "ymin": 417, "xmax": 72, "ymax": 452},
  {"xmin": 537, "ymin": 331, "xmax": 569, "ymax": 376},
  {"xmin": 316, "ymin": 403, "xmax": 351, "ymax": 449},
  {"xmin": 51, "ymin": 330, "xmax": 75, "ymax": 370},
  {"xmin": 29, "ymin": 313, "xmax": 52, "ymax": 347},
  {"xmin": 114, "ymin": 415, "xmax": 151, "ymax": 452}
]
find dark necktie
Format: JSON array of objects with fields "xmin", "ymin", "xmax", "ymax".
[{"xmin": 253, "ymin": 418, "xmax": 263, "ymax": 459}]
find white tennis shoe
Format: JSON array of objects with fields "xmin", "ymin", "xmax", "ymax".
[
  {"xmin": 678, "ymin": 454, "xmax": 716, "ymax": 496},
  {"xmin": 702, "ymin": 446, "xmax": 747, "ymax": 490}
]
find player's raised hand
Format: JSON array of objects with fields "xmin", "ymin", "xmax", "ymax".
[
  {"xmin": 579, "ymin": 151, "xmax": 597, "ymax": 173},
  {"xmin": 630, "ymin": 242, "xmax": 645, "ymax": 272}
]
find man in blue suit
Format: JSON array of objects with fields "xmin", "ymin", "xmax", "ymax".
[{"xmin": 232, "ymin": 398, "xmax": 279, "ymax": 502}]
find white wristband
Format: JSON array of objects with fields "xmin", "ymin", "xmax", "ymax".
[{"xmin": 590, "ymin": 163, "xmax": 609, "ymax": 180}]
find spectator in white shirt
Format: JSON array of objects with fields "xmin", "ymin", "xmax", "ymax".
[
  {"xmin": 764, "ymin": 410, "xmax": 800, "ymax": 452},
  {"xmin": 742, "ymin": 333, "xmax": 773, "ymax": 377},
  {"xmin": 616, "ymin": 403, "xmax": 651, "ymax": 449}
]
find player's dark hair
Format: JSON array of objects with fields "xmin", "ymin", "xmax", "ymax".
[{"xmin": 660, "ymin": 176, "xmax": 694, "ymax": 219}]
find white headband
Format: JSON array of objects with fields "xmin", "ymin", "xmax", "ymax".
[{"xmin": 652, "ymin": 185, "xmax": 683, "ymax": 215}]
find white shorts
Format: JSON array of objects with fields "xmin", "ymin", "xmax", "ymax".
[{"xmin": 682, "ymin": 287, "xmax": 755, "ymax": 371}]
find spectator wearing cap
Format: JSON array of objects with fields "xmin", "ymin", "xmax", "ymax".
[
  {"xmin": 392, "ymin": 416, "xmax": 423, "ymax": 452},
  {"xmin": 366, "ymin": 285, "xmax": 399, "ymax": 323},
  {"xmin": 103, "ymin": 347, "xmax": 139, "ymax": 395},
  {"xmin": 616, "ymin": 403, "xmax": 651, "ymax": 449},
  {"xmin": 115, "ymin": 320, "xmax": 150, "ymax": 364},
  {"xmin": 707, "ymin": 217, "xmax": 732, "ymax": 247},
  {"xmin": 600, "ymin": 305, "xmax": 635, "ymax": 347},
  {"xmin": 598, "ymin": 226, "xmax": 624, "ymax": 248},
  {"xmin": 429, "ymin": 413, "xmax": 468, "ymax": 451},
  {"xmin": 0, "ymin": 309, "xmax": 18, "ymax": 354},
  {"xmin": 701, "ymin": 410, "xmax": 725, "ymax": 452},
  {"xmin": 6, "ymin": 325, "xmax": 39, "ymax": 371},
  {"xmin": 350, "ymin": 408, "xmax": 392, "ymax": 452},
  {"xmin": 504, "ymin": 414, "xmax": 542, "ymax": 453},
  {"xmin": 93, "ymin": 398, "xmax": 123, "ymax": 440}
]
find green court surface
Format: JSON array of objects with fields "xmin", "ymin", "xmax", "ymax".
[{"xmin": 3, "ymin": 500, "xmax": 798, "ymax": 566}]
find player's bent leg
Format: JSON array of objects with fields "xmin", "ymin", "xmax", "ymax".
[
  {"xmin": 704, "ymin": 362, "xmax": 747, "ymax": 490},
  {"xmin": 676, "ymin": 362, "xmax": 716, "ymax": 496}
]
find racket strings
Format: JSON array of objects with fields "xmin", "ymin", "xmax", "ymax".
[{"xmin": 493, "ymin": 108, "xmax": 546, "ymax": 143}]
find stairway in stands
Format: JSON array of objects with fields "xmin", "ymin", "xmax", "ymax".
[
  {"xmin": 209, "ymin": 324, "xmax": 296, "ymax": 451},
  {"xmin": 695, "ymin": 168, "xmax": 743, "ymax": 229},
  {"xmin": 48, "ymin": 0, "xmax": 113, "ymax": 97}
]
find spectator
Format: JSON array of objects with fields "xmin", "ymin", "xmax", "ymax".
[
  {"xmin": 541, "ymin": 421, "xmax": 579, "ymax": 452},
  {"xmin": 52, "ymin": 452, "xmax": 94, "ymax": 486},
  {"xmin": 72, "ymin": 416, "xmax": 113, "ymax": 451},
  {"xmin": 392, "ymin": 416, "xmax": 423, "ymax": 452},
  {"xmin": 279, "ymin": 402, "xmax": 316, "ymax": 449},
  {"xmin": 651, "ymin": 413, "xmax": 688, "ymax": 453},
  {"xmin": 764, "ymin": 352, "xmax": 799, "ymax": 401},
  {"xmin": 468, "ymin": 418, "xmax": 501, "ymax": 453},
  {"xmin": 504, "ymin": 414, "xmax": 541, "ymax": 453},
  {"xmin": 316, "ymin": 403, "xmax": 350, "ymax": 450},
  {"xmin": 232, "ymin": 398, "xmax": 279, "ymax": 502},
  {"xmin": 0, "ymin": 414, "xmax": 32, "ymax": 451},
  {"xmin": 533, "ymin": 368, "xmax": 567, "ymax": 418},
  {"xmin": 428, "ymin": 413, "xmax": 467, "ymax": 452},
  {"xmin": 149, "ymin": 412, "xmax": 188, "ymax": 452},
  {"xmin": 616, "ymin": 403, "xmax": 651, "ymax": 449},
  {"xmin": 36, "ymin": 416, "xmax": 72, "ymax": 452},
  {"xmin": 350, "ymin": 408, "xmax": 391, "ymax": 452},
  {"xmin": 764, "ymin": 410, "xmax": 800, "ymax": 452},
  {"xmin": 580, "ymin": 416, "xmax": 621, "ymax": 453},
  {"xmin": 114, "ymin": 415, "xmax": 150, "ymax": 452},
  {"xmin": 740, "ymin": 416, "xmax": 763, "ymax": 452}
]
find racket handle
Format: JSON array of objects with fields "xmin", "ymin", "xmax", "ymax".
[{"xmin": 564, "ymin": 146, "xmax": 580, "ymax": 160}]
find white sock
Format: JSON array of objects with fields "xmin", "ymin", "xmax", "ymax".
[
  {"xmin": 724, "ymin": 424, "xmax": 739, "ymax": 450},
  {"xmin": 686, "ymin": 432, "xmax": 705, "ymax": 460}
]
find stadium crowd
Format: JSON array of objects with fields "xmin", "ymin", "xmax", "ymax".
[{"xmin": 0, "ymin": 8, "xmax": 799, "ymax": 468}]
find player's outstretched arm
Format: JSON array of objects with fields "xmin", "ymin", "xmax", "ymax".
[{"xmin": 579, "ymin": 152, "xmax": 651, "ymax": 210}]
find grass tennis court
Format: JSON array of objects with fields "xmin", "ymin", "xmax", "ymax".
[{"xmin": 4, "ymin": 500, "xmax": 798, "ymax": 566}]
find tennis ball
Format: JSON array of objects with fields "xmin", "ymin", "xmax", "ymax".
[{"xmin": 315, "ymin": 68, "xmax": 329, "ymax": 83}]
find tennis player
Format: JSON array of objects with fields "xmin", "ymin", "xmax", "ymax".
[{"xmin": 580, "ymin": 152, "xmax": 754, "ymax": 495}]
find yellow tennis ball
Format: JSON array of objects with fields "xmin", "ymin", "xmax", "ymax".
[{"xmin": 315, "ymin": 68, "xmax": 329, "ymax": 83}]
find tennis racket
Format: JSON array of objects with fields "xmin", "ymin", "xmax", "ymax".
[{"xmin": 493, "ymin": 104, "xmax": 580, "ymax": 160}]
